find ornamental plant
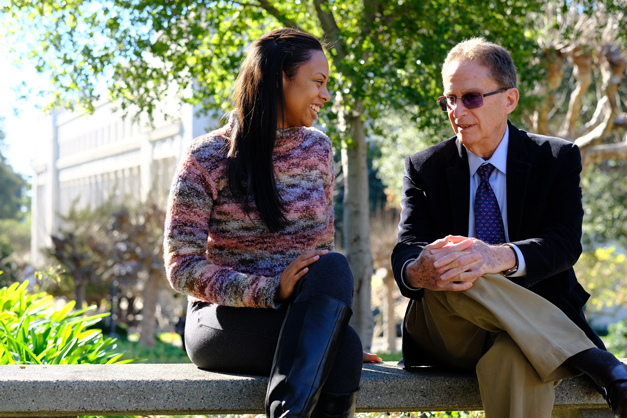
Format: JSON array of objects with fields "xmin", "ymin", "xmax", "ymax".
[
  {"xmin": 574, "ymin": 247, "xmax": 627, "ymax": 314},
  {"xmin": 0, "ymin": 280, "xmax": 132, "ymax": 365},
  {"xmin": 605, "ymin": 320, "xmax": 627, "ymax": 359}
]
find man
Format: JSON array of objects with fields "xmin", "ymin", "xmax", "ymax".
[{"xmin": 391, "ymin": 38, "xmax": 627, "ymax": 418}]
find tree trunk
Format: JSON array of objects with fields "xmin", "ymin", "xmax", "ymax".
[
  {"xmin": 75, "ymin": 279, "xmax": 86, "ymax": 310},
  {"xmin": 342, "ymin": 110, "xmax": 374, "ymax": 351},
  {"xmin": 384, "ymin": 272, "xmax": 397, "ymax": 353},
  {"xmin": 139, "ymin": 270, "xmax": 160, "ymax": 346}
]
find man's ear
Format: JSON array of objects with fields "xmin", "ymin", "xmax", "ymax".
[{"xmin": 505, "ymin": 88, "xmax": 519, "ymax": 116}]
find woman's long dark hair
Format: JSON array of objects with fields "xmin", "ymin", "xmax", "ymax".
[{"xmin": 227, "ymin": 28, "xmax": 324, "ymax": 232}]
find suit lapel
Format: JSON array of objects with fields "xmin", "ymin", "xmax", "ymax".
[
  {"xmin": 446, "ymin": 140, "xmax": 471, "ymax": 236},
  {"xmin": 506, "ymin": 123, "xmax": 531, "ymax": 241}
]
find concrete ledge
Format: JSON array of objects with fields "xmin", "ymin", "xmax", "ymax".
[{"xmin": 0, "ymin": 361, "xmax": 618, "ymax": 417}]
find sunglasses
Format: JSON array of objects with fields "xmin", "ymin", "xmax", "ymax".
[{"xmin": 437, "ymin": 88, "xmax": 509, "ymax": 112}]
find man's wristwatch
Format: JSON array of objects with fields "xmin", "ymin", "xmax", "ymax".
[{"xmin": 501, "ymin": 243, "xmax": 518, "ymax": 276}]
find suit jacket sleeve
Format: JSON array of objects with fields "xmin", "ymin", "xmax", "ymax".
[
  {"xmin": 391, "ymin": 155, "xmax": 431, "ymax": 300},
  {"xmin": 511, "ymin": 142, "xmax": 584, "ymax": 288}
]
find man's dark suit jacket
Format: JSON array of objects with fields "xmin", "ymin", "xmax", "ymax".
[{"xmin": 391, "ymin": 122, "xmax": 604, "ymax": 369}]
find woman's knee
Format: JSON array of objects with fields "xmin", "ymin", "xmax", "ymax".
[
  {"xmin": 298, "ymin": 252, "xmax": 354, "ymax": 302},
  {"xmin": 317, "ymin": 251, "xmax": 350, "ymax": 269},
  {"xmin": 309, "ymin": 252, "xmax": 353, "ymax": 285}
]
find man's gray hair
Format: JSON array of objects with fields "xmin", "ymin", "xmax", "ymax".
[{"xmin": 443, "ymin": 38, "xmax": 517, "ymax": 89}]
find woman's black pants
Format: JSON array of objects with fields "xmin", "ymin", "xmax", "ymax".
[{"xmin": 184, "ymin": 252, "xmax": 363, "ymax": 395}]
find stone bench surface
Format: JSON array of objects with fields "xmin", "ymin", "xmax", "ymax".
[{"xmin": 0, "ymin": 361, "xmax": 616, "ymax": 417}]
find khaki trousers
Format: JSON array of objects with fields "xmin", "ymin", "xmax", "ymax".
[{"xmin": 405, "ymin": 273, "xmax": 597, "ymax": 418}]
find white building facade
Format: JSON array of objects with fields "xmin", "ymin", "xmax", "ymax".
[{"xmin": 31, "ymin": 99, "xmax": 218, "ymax": 265}]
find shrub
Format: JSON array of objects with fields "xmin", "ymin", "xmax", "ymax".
[
  {"xmin": 604, "ymin": 320, "xmax": 627, "ymax": 358},
  {"xmin": 0, "ymin": 280, "xmax": 132, "ymax": 365},
  {"xmin": 574, "ymin": 247, "xmax": 627, "ymax": 315}
]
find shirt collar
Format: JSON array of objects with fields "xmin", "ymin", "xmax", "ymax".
[{"xmin": 467, "ymin": 125, "xmax": 509, "ymax": 177}]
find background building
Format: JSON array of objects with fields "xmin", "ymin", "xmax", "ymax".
[{"xmin": 30, "ymin": 98, "xmax": 218, "ymax": 265}]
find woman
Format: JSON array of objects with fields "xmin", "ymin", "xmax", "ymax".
[{"xmin": 164, "ymin": 28, "xmax": 376, "ymax": 418}]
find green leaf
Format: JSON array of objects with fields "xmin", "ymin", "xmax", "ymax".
[
  {"xmin": 50, "ymin": 300, "xmax": 76, "ymax": 321},
  {"xmin": 52, "ymin": 336, "xmax": 78, "ymax": 364},
  {"xmin": 1, "ymin": 322, "xmax": 42, "ymax": 365}
]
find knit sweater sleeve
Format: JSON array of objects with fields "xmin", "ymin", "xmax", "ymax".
[
  {"xmin": 163, "ymin": 149, "xmax": 281, "ymax": 309},
  {"xmin": 316, "ymin": 138, "xmax": 335, "ymax": 251}
]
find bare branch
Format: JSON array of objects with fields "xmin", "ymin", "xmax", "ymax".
[
  {"xmin": 559, "ymin": 47, "xmax": 593, "ymax": 140},
  {"xmin": 578, "ymin": 96, "xmax": 609, "ymax": 138},
  {"xmin": 522, "ymin": 112, "xmax": 535, "ymax": 132},
  {"xmin": 574, "ymin": 44, "xmax": 625, "ymax": 149},
  {"xmin": 582, "ymin": 142, "xmax": 627, "ymax": 167},
  {"xmin": 534, "ymin": 3, "xmax": 627, "ymax": 168},
  {"xmin": 536, "ymin": 98, "xmax": 553, "ymax": 136},
  {"xmin": 535, "ymin": 47, "xmax": 565, "ymax": 135},
  {"xmin": 312, "ymin": 0, "xmax": 345, "ymax": 62},
  {"xmin": 575, "ymin": 111, "xmax": 613, "ymax": 149},
  {"xmin": 602, "ymin": 44, "xmax": 626, "ymax": 110}
]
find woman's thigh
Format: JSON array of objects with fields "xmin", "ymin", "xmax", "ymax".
[{"xmin": 185, "ymin": 301, "xmax": 286, "ymax": 376}]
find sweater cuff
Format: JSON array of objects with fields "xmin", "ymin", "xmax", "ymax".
[{"xmin": 265, "ymin": 274, "xmax": 283, "ymax": 309}]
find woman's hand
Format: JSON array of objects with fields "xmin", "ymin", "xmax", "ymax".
[
  {"xmin": 276, "ymin": 250, "xmax": 329, "ymax": 302},
  {"xmin": 363, "ymin": 351, "xmax": 382, "ymax": 363}
]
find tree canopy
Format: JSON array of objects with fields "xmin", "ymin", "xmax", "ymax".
[
  {"xmin": 4, "ymin": 0, "xmax": 625, "ymax": 347},
  {"xmin": 2, "ymin": 0, "xmax": 542, "ymax": 119},
  {"xmin": 0, "ymin": 117, "xmax": 28, "ymax": 221}
]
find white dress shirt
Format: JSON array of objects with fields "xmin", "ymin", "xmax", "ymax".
[
  {"xmin": 466, "ymin": 125, "xmax": 526, "ymax": 277},
  {"xmin": 402, "ymin": 125, "xmax": 526, "ymax": 289}
]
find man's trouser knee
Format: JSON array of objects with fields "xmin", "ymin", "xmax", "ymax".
[
  {"xmin": 404, "ymin": 274, "xmax": 597, "ymax": 418},
  {"xmin": 405, "ymin": 273, "xmax": 595, "ymax": 381}
]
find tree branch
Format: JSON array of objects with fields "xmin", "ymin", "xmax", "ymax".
[
  {"xmin": 255, "ymin": 0, "xmax": 304, "ymax": 32},
  {"xmin": 577, "ymin": 96, "xmax": 609, "ymax": 138},
  {"xmin": 361, "ymin": 0, "xmax": 378, "ymax": 40},
  {"xmin": 602, "ymin": 44, "xmax": 625, "ymax": 110},
  {"xmin": 559, "ymin": 47, "xmax": 593, "ymax": 139},
  {"xmin": 574, "ymin": 44, "xmax": 625, "ymax": 149},
  {"xmin": 535, "ymin": 47, "xmax": 565, "ymax": 135},
  {"xmin": 522, "ymin": 112, "xmax": 535, "ymax": 132},
  {"xmin": 582, "ymin": 142, "xmax": 627, "ymax": 167},
  {"xmin": 575, "ymin": 111, "xmax": 613, "ymax": 149},
  {"xmin": 312, "ymin": 0, "xmax": 345, "ymax": 62}
]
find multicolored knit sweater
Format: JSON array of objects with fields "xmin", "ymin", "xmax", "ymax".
[{"xmin": 163, "ymin": 119, "xmax": 334, "ymax": 309}]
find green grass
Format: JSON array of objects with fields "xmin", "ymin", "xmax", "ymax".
[
  {"xmin": 116, "ymin": 333, "xmax": 190, "ymax": 364},
  {"xmin": 376, "ymin": 351, "xmax": 403, "ymax": 362},
  {"xmin": 88, "ymin": 414, "xmax": 483, "ymax": 417},
  {"xmin": 113, "ymin": 335, "xmax": 406, "ymax": 365},
  {"xmin": 83, "ymin": 412, "xmax": 486, "ymax": 417},
  {"xmin": 601, "ymin": 320, "xmax": 627, "ymax": 358}
]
